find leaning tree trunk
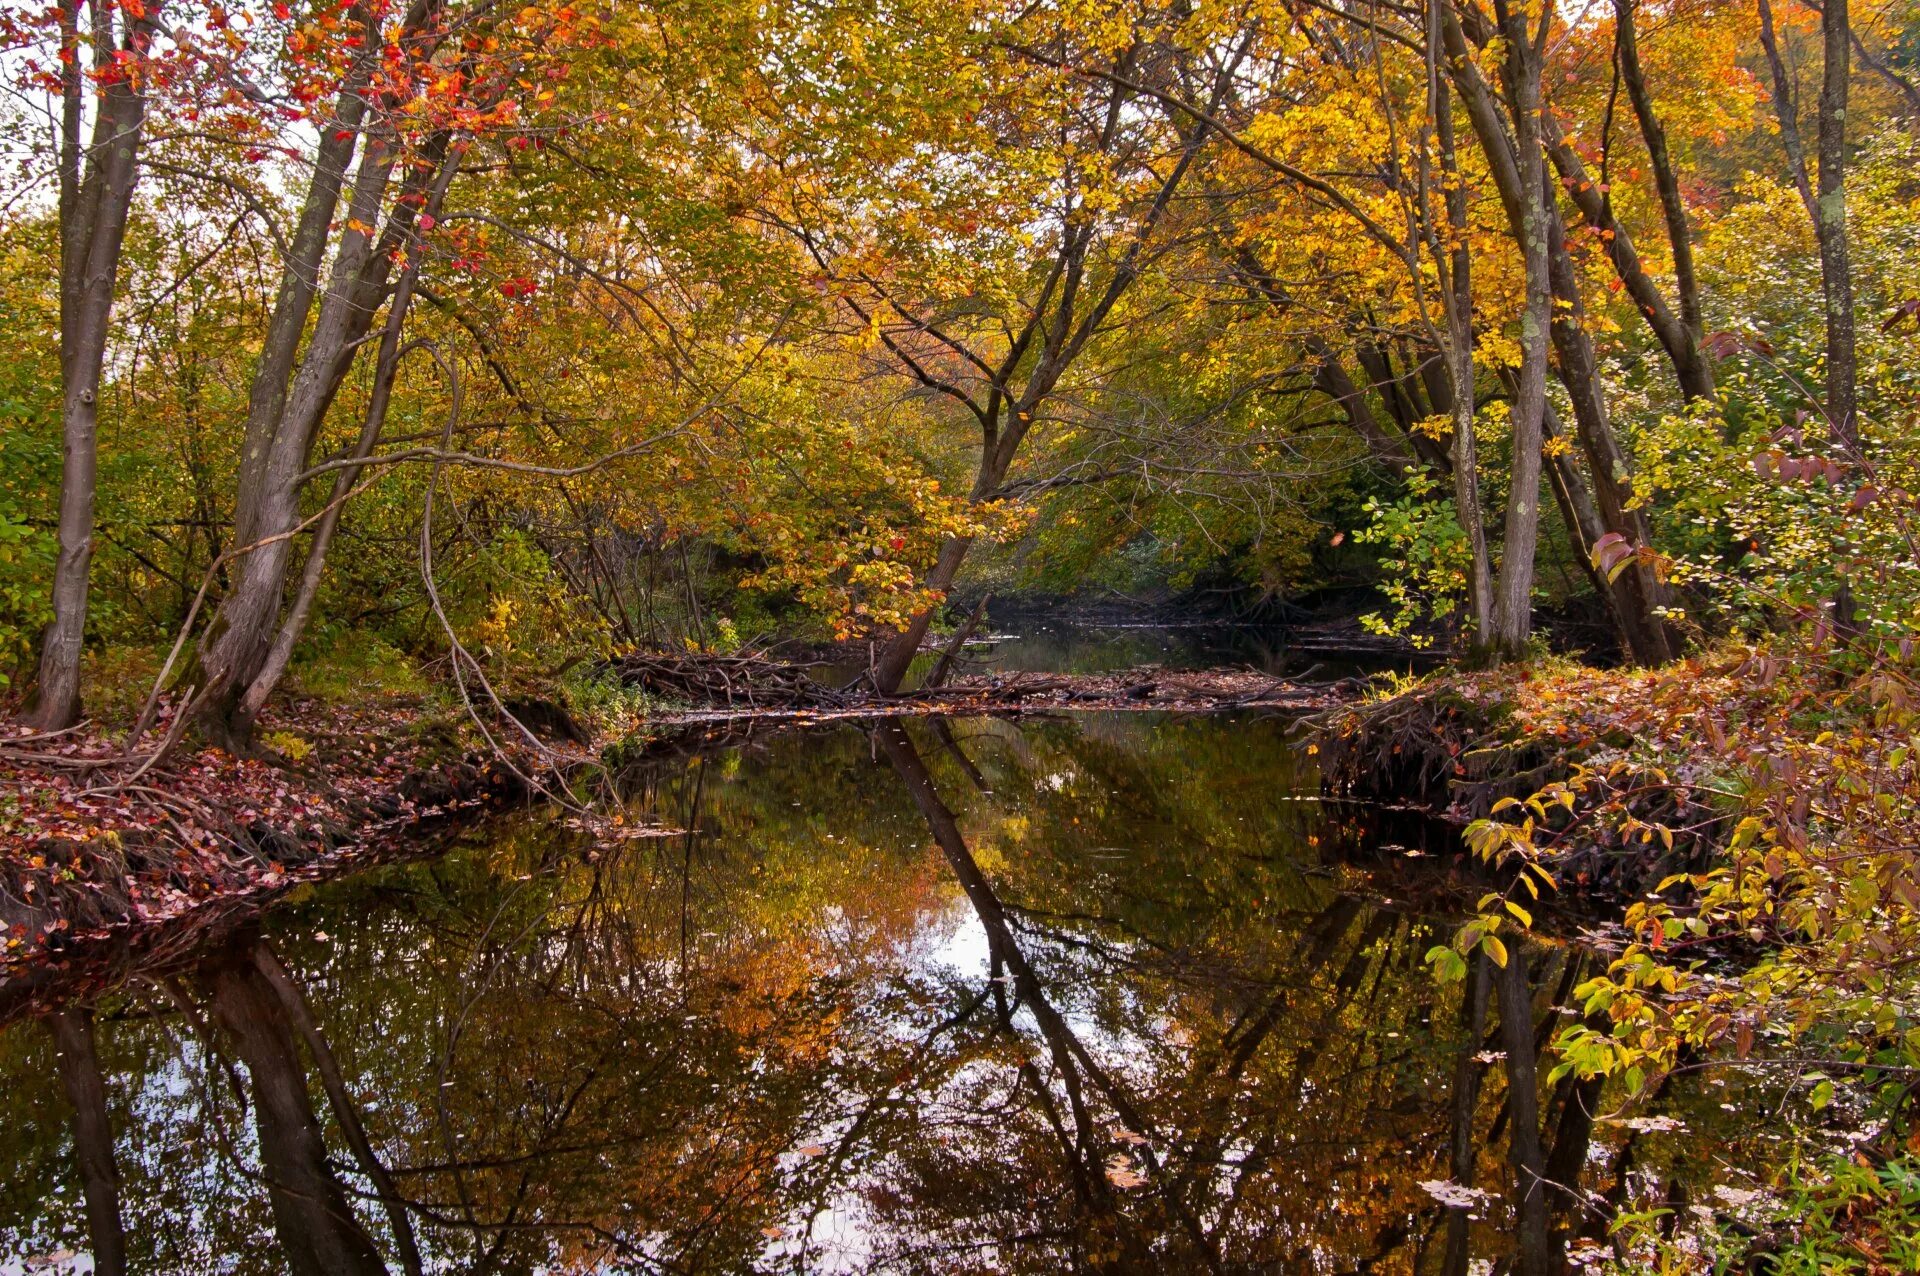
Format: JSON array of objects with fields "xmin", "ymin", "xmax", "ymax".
[
  {"xmin": 196, "ymin": 128, "xmax": 442, "ymax": 749},
  {"xmin": 871, "ymin": 535, "xmax": 976, "ymax": 695},
  {"xmin": 1613, "ymin": 0, "xmax": 1712, "ymax": 399},
  {"xmin": 1545, "ymin": 208, "xmax": 1675, "ymax": 665},
  {"xmin": 236, "ymin": 145, "xmax": 461, "ymax": 726},
  {"xmin": 1427, "ymin": 6, "xmax": 1495, "ymax": 654},
  {"xmin": 25, "ymin": 0, "xmax": 150, "ymax": 730},
  {"xmin": 231, "ymin": 39, "xmax": 375, "ymax": 550},
  {"xmin": 1495, "ymin": 943, "xmax": 1557, "ymax": 1276}
]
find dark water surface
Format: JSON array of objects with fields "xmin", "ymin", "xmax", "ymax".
[
  {"xmin": 0, "ymin": 712, "xmax": 1759, "ymax": 1273},
  {"xmin": 816, "ymin": 617, "xmax": 1435, "ymax": 688}
]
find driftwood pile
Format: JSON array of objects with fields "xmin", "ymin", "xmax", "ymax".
[
  {"xmin": 607, "ymin": 651, "xmax": 847, "ymax": 710},
  {"xmin": 1314, "ymin": 682, "xmax": 1726, "ymax": 898}
]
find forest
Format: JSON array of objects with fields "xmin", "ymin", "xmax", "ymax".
[{"xmin": 1, "ymin": 0, "xmax": 1919, "ymax": 1270}]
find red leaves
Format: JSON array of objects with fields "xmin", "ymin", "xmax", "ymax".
[
  {"xmin": 499, "ymin": 276, "xmax": 537, "ymax": 299},
  {"xmin": 1702, "ymin": 330, "xmax": 1774, "ymax": 359},
  {"xmin": 1757, "ymin": 450, "xmax": 1849, "ymax": 488},
  {"xmin": 1590, "ymin": 532, "xmax": 1672, "ymax": 585},
  {"xmin": 1884, "ymin": 299, "xmax": 1920, "ymax": 332}
]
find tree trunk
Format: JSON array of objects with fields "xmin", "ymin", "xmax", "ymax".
[
  {"xmin": 872, "ymin": 535, "xmax": 976, "ymax": 695},
  {"xmin": 1440, "ymin": 953, "xmax": 1491, "ymax": 1276},
  {"xmin": 203, "ymin": 948, "xmax": 390, "ymax": 1276},
  {"xmin": 1816, "ymin": 0, "xmax": 1857, "ymax": 448},
  {"xmin": 1489, "ymin": 0, "xmax": 1554, "ymax": 661},
  {"xmin": 1539, "ymin": 111, "xmax": 1714, "ymax": 403},
  {"xmin": 1495, "ymin": 944, "xmax": 1556, "ymax": 1276},
  {"xmin": 237, "ymin": 146, "xmax": 461, "ymax": 725},
  {"xmin": 1613, "ymin": 0, "xmax": 1711, "ymax": 393},
  {"xmin": 1429, "ymin": 10, "xmax": 1495, "ymax": 653},
  {"xmin": 197, "ymin": 130, "xmax": 445, "ymax": 748},
  {"xmin": 1541, "ymin": 400, "xmax": 1636, "ymax": 643},
  {"xmin": 231, "ymin": 12, "xmax": 377, "ymax": 549},
  {"xmin": 25, "ymin": 0, "xmax": 150, "ymax": 730},
  {"xmin": 1311, "ymin": 345, "xmax": 1423, "ymax": 475},
  {"xmin": 252, "ymin": 944, "xmax": 424, "ymax": 1276},
  {"xmin": 1545, "ymin": 207, "xmax": 1676, "ymax": 664},
  {"xmin": 1759, "ymin": 0, "xmax": 1854, "ymax": 443},
  {"xmin": 47, "ymin": 1010, "xmax": 127, "ymax": 1276}
]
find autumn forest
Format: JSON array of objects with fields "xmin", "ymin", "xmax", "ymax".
[{"xmin": 1, "ymin": 0, "xmax": 1919, "ymax": 1270}]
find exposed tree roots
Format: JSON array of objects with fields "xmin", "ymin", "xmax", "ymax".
[{"xmin": 1315, "ymin": 677, "xmax": 1729, "ymax": 900}]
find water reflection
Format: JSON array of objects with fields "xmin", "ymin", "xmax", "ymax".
[{"xmin": 1, "ymin": 712, "xmax": 1731, "ymax": 1272}]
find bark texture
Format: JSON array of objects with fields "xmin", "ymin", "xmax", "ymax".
[{"xmin": 27, "ymin": 0, "xmax": 154, "ymax": 729}]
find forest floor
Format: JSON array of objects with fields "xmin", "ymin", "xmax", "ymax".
[{"xmin": 0, "ymin": 693, "xmax": 548, "ymax": 982}]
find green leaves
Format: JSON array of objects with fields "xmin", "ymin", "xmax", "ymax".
[{"xmin": 1424, "ymin": 944, "xmax": 1469, "ymax": 982}]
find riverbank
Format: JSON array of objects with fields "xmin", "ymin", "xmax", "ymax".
[
  {"xmin": 0, "ymin": 694, "xmax": 547, "ymax": 974},
  {"xmin": 1317, "ymin": 639, "xmax": 1920, "ymax": 1268}
]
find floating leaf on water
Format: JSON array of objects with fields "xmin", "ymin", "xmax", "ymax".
[{"xmin": 1418, "ymin": 1179, "xmax": 1495, "ymax": 1209}]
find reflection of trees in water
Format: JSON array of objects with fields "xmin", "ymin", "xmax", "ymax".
[{"xmin": 3, "ymin": 713, "xmax": 1724, "ymax": 1272}]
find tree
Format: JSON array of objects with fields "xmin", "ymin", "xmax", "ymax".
[
  {"xmin": 191, "ymin": 0, "xmax": 578, "ymax": 748},
  {"xmin": 755, "ymin": 1, "xmax": 1251, "ymax": 693},
  {"xmin": 19, "ymin": 0, "xmax": 159, "ymax": 729},
  {"xmin": 1759, "ymin": 0, "xmax": 1858, "ymax": 447}
]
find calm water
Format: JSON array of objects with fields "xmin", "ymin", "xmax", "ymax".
[{"xmin": 0, "ymin": 712, "xmax": 1761, "ymax": 1273}]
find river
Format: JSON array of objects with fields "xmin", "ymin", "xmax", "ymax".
[{"xmin": 0, "ymin": 671, "xmax": 1771, "ymax": 1271}]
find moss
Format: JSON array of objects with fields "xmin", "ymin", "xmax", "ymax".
[{"xmin": 289, "ymin": 631, "xmax": 429, "ymax": 701}]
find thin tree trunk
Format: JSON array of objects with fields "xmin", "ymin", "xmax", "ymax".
[
  {"xmin": 1612, "ymin": 0, "xmax": 1711, "ymax": 390},
  {"xmin": 252, "ymin": 944, "xmax": 424, "ymax": 1276},
  {"xmin": 1495, "ymin": 944, "xmax": 1556, "ymax": 1276},
  {"xmin": 1541, "ymin": 399, "xmax": 1633, "ymax": 637},
  {"xmin": 1429, "ymin": 0, "xmax": 1494, "ymax": 653},
  {"xmin": 197, "ymin": 125, "xmax": 445, "ymax": 747},
  {"xmin": 868, "ymin": 43, "xmax": 1240, "ymax": 696},
  {"xmin": 1757, "ymin": 0, "xmax": 1854, "ymax": 441},
  {"xmin": 1232, "ymin": 246, "xmax": 1423, "ymax": 477},
  {"xmin": 924, "ymin": 594, "xmax": 990, "ymax": 690},
  {"xmin": 1311, "ymin": 346, "xmax": 1423, "ymax": 475},
  {"xmin": 237, "ymin": 143, "xmax": 460, "ymax": 726},
  {"xmin": 26, "ymin": 0, "xmax": 151, "ymax": 729},
  {"xmin": 1815, "ymin": 0, "xmax": 1857, "ymax": 447},
  {"xmin": 47, "ymin": 1010, "xmax": 127, "ymax": 1276},
  {"xmin": 1440, "ymin": 953, "xmax": 1491, "ymax": 1276},
  {"xmin": 1490, "ymin": 0, "xmax": 1554, "ymax": 661},
  {"xmin": 1544, "ymin": 206, "xmax": 1675, "ymax": 664},
  {"xmin": 873, "ymin": 535, "xmax": 975, "ymax": 694},
  {"xmin": 1539, "ymin": 112, "xmax": 1713, "ymax": 402},
  {"xmin": 231, "ymin": 7, "xmax": 378, "ymax": 549},
  {"xmin": 1757, "ymin": 0, "xmax": 1819, "ymax": 217}
]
